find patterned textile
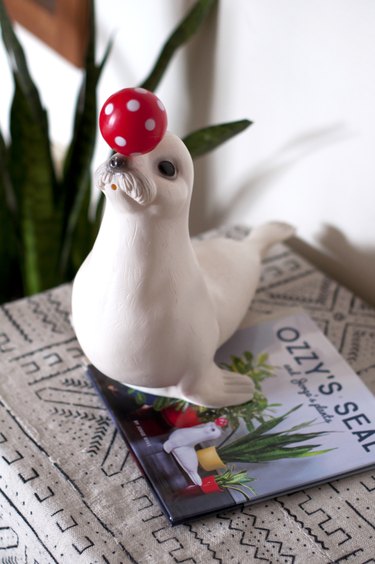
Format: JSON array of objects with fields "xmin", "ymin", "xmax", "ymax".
[{"xmin": 0, "ymin": 226, "xmax": 374, "ymax": 563}]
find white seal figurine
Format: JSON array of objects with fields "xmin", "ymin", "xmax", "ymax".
[{"xmin": 72, "ymin": 131, "xmax": 294, "ymax": 407}]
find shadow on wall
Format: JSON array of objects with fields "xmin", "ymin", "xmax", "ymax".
[
  {"xmin": 183, "ymin": 1, "xmax": 219, "ymax": 235},
  {"xmin": 289, "ymin": 225, "xmax": 375, "ymax": 307},
  {"xmin": 188, "ymin": 114, "xmax": 375, "ymax": 304},
  {"xmin": 211, "ymin": 123, "xmax": 351, "ymax": 228}
]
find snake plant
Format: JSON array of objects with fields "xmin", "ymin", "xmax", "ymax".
[{"xmin": 0, "ymin": 0, "xmax": 251, "ymax": 302}]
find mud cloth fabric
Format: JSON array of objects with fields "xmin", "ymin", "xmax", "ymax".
[{"xmin": 0, "ymin": 226, "xmax": 374, "ymax": 563}]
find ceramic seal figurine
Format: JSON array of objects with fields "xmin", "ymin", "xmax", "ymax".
[{"xmin": 72, "ymin": 88, "xmax": 295, "ymax": 408}]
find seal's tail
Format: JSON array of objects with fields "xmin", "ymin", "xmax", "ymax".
[{"xmin": 247, "ymin": 221, "xmax": 295, "ymax": 258}]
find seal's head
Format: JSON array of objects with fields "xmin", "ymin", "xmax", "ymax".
[{"xmin": 95, "ymin": 131, "xmax": 194, "ymax": 217}]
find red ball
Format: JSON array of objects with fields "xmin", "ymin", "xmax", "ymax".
[{"xmin": 99, "ymin": 88, "xmax": 167, "ymax": 156}]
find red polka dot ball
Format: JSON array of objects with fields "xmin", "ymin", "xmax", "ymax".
[{"xmin": 99, "ymin": 88, "xmax": 168, "ymax": 156}]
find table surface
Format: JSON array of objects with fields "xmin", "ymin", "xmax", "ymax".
[{"xmin": 0, "ymin": 226, "xmax": 374, "ymax": 563}]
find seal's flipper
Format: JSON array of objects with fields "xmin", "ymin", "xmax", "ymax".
[
  {"xmin": 182, "ymin": 366, "xmax": 255, "ymax": 408},
  {"xmin": 247, "ymin": 221, "xmax": 295, "ymax": 258}
]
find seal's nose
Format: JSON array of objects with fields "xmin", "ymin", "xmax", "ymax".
[{"xmin": 109, "ymin": 153, "xmax": 128, "ymax": 171}]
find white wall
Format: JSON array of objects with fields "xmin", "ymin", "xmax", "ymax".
[
  {"xmin": 191, "ymin": 0, "xmax": 375, "ymax": 306},
  {"xmin": 1, "ymin": 1, "xmax": 375, "ymax": 305}
]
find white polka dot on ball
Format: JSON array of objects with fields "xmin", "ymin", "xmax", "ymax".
[
  {"xmin": 157, "ymin": 100, "xmax": 165, "ymax": 111},
  {"xmin": 145, "ymin": 119, "xmax": 156, "ymax": 131},
  {"xmin": 127, "ymin": 99, "xmax": 140, "ymax": 112},
  {"xmin": 135, "ymin": 87, "xmax": 147, "ymax": 94},
  {"xmin": 115, "ymin": 136, "xmax": 127, "ymax": 147},
  {"xmin": 104, "ymin": 103, "xmax": 114, "ymax": 115}
]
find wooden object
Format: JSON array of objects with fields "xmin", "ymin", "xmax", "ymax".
[{"xmin": 4, "ymin": 0, "xmax": 90, "ymax": 67}]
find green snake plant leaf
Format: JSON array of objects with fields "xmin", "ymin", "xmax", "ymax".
[
  {"xmin": 60, "ymin": 0, "xmax": 112, "ymax": 278},
  {"xmin": 0, "ymin": 0, "xmax": 57, "ymax": 197},
  {"xmin": 0, "ymin": 0, "xmax": 42, "ymax": 120},
  {"xmin": 0, "ymin": 126, "xmax": 22, "ymax": 301},
  {"xmin": 0, "ymin": 126, "xmax": 16, "ymax": 221},
  {"xmin": 140, "ymin": 0, "xmax": 217, "ymax": 92},
  {"xmin": 183, "ymin": 120, "xmax": 252, "ymax": 159},
  {"xmin": 1, "ymin": 0, "xmax": 59, "ymax": 294},
  {"xmin": 9, "ymin": 79, "xmax": 61, "ymax": 295},
  {"xmin": 67, "ymin": 176, "xmax": 92, "ymax": 277}
]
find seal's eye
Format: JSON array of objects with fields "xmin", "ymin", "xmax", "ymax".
[{"xmin": 158, "ymin": 160, "xmax": 176, "ymax": 178}]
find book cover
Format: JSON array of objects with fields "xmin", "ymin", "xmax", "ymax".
[{"xmin": 87, "ymin": 310, "xmax": 375, "ymax": 525}]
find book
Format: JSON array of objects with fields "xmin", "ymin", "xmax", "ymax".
[{"xmin": 87, "ymin": 310, "xmax": 375, "ymax": 526}]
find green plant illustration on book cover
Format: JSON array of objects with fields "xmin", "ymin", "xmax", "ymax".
[{"xmin": 125, "ymin": 350, "xmax": 334, "ymax": 499}]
